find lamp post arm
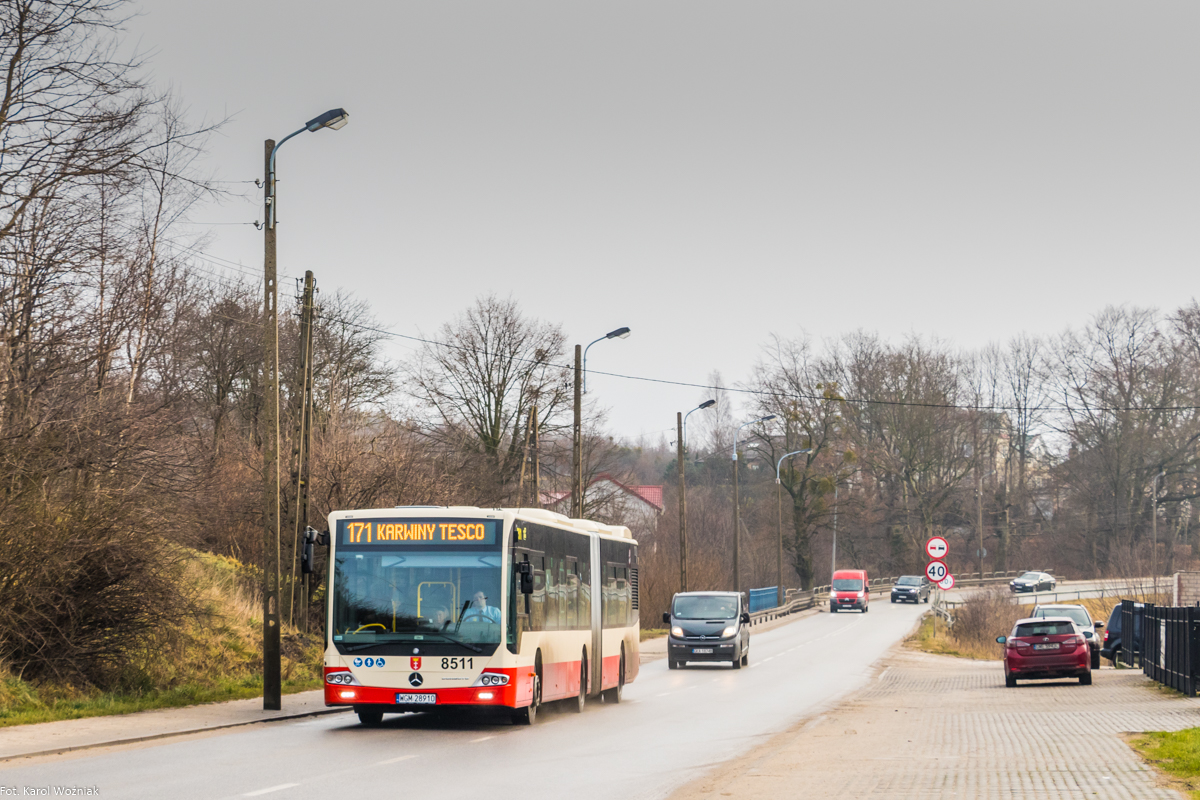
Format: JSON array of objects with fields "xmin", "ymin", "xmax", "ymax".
[
  {"xmin": 581, "ymin": 335, "xmax": 608, "ymax": 394},
  {"xmin": 265, "ymin": 126, "xmax": 309, "ymax": 230},
  {"xmin": 775, "ymin": 449, "xmax": 812, "ymax": 484}
]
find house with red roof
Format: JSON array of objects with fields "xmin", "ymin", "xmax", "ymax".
[{"xmin": 542, "ymin": 474, "xmax": 664, "ymax": 534}]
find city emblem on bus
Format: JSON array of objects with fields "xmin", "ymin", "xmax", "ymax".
[
  {"xmin": 411, "ymin": 657, "xmax": 421, "ymax": 670},
  {"xmin": 409, "ymin": 673, "xmax": 424, "ymax": 687}
]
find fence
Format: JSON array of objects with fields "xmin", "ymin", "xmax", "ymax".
[
  {"xmin": 1123, "ymin": 600, "xmax": 1200, "ymax": 697},
  {"xmin": 748, "ymin": 587, "xmax": 779, "ymax": 613}
]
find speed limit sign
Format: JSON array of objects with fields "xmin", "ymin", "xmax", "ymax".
[
  {"xmin": 925, "ymin": 536, "xmax": 948, "ymax": 560},
  {"xmin": 938, "ymin": 574, "xmax": 955, "ymax": 591},
  {"xmin": 925, "ymin": 560, "xmax": 949, "ymax": 583}
]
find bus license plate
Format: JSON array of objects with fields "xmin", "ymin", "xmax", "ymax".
[
  {"xmin": 1033, "ymin": 643, "xmax": 1060, "ymax": 650},
  {"xmin": 395, "ymin": 693, "xmax": 437, "ymax": 704},
  {"xmin": 692, "ymin": 648, "xmax": 714, "ymax": 654}
]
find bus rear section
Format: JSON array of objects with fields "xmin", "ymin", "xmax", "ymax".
[{"xmin": 322, "ymin": 507, "xmax": 638, "ymax": 725}]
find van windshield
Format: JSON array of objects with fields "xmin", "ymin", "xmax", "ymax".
[
  {"xmin": 832, "ymin": 578, "xmax": 863, "ymax": 591},
  {"xmin": 673, "ymin": 596, "xmax": 738, "ymax": 620}
]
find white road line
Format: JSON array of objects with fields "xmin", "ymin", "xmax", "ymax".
[
  {"xmin": 244, "ymin": 784, "xmax": 300, "ymax": 797},
  {"xmin": 470, "ymin": 735, "xmax": 494, "ymax": 743},
  {"xmin": 878, "ymin": 666, "xmax": 892, "ymax": 682},
  {"xmin": 656, "ymin": 692, "xmax": 671, "ymax": 697},
  {"xmin": 377, "ymin": 755, "xmax": 416, "ymax": 765}
]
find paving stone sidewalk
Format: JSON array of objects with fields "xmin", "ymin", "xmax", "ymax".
[{"xmin": 670, "ymin": 648, "xmax": 1200, "ymax": 800}]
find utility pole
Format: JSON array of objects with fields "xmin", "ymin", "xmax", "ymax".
[
  {"xmin": 518, "ymin": 408, "xmax": 533, "ymax": 507},
  {"xmin": 677, "ymin": 412, "xmax": 687, "ymax": 592},
  {"xmin": 290, "ymin": 271, "xmax": 316, "ymax": 632},
  {"xmin": 531, "ymin": 405, "xmax": 540, "ymax": 507},
  {"xmin": 977, "ymin": 469, "xmax": 985, "ymax": 579},
  {"xmin": 261, "ymin": 140, "xmax": 282, "ymax": 711},
  {"xmin": 572, "ymin": 345, "xmax": 582, "ymax": 518}
]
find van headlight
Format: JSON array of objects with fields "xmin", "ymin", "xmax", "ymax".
[
  {"xmin": 830, "ymin": 591, "xmax": 837, "ymax": 599},
  {"xmin": 721, "ymin": 625, "xmax": 737, "ymax": 638},
  {"xmin": 671, "ymin": 626, "xmax": 684, "ymax": 638},
  {"xmin": 857, "ymin": 591, "xmax": 865, "ymax": 598}
]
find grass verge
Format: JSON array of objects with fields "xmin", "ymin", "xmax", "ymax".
[
  {"xmin": 1128, "ymin": 729, "xmax": 1200, "ymax": 799},
  {"xmin": 640, "ymin": 628, "xmax": 667, "ymax": 642},
  {"xmin": 0, "ymin": 550, "xmax": 323, "ymax": 728}
]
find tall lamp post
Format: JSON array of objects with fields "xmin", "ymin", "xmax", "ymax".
[
  {"xmin": 261, "ymin": 107, "xmax": 348, "ymax": 711},
  {"xmin": 571, "ymin": 327, "xmax": 631, "ymax": 518},
  {"xmin": 678, "ymin": 400, "xmax": 715, "ymax": 592},
  {"xmin": 1153, "ymin": 470, "xmax": 1166, "ymax": 596},
  {"xmin": 776, "ymin": 449, "xmax": 811, "ymax": 607},
  {"xmin": 733, "ymin": 414, "xmax": 776, "ymax": 594}
]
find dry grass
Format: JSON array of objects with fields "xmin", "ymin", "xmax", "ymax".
[{"xmin": 0, "ymin": 549, "xmax": 323, "ymax": 727}]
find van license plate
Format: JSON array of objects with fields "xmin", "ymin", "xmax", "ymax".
[
  {"xmin": 692, "ymin": 648, "xmax": 714, "ymax": 654},
  {"xmin": 395, "ymin": 693, "xmax": 437, "ymax": 704}
]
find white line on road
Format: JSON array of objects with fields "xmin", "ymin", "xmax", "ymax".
[
  {"xmin": 244, "ymin": 784, "xmax": 300, "ymax": 797},
  {"xmin": 377, "ymin": 755, "xmax": 416, "ymax": 765},
  {"xmin": 470, "ymin": 736, "xmax": 494, "ymax": 743},
  {"xmin": 878, "ymin": 667, "xmax": 892, "ymax": 682}
]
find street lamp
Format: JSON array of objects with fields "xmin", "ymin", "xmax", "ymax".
[
  {"xmin": 571, "ymin": 326, "xmax": 631, "ymax": 518},
  {"xmin": 261, "ymin": 108, "xmax": 348, "ymax": 712},
  {"xmin": 733, "ymin": 414, "xmax": 776, "ymax": 594},
  {"xmin": 677, "ymin": 399, "xmax": 715, "ymax": 593},
  {"xmin": 776, "ymin": 449, "xmax": 811, "ymax": 607}
]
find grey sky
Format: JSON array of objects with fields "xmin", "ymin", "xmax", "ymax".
[{"xmin": 128, "ymin": 1, "xmax": 1200, "ymax": 442}]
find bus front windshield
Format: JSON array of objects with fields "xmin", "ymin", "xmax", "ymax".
[{"xmin": 332, "ymin": 550, "xmax": 503, "ymax": 649}]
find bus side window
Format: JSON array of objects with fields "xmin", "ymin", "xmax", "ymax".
[
  {"xmin": 579, "ymin": 558, "xmax": 591, "ymax": 626},
  {"xmin": 531, "ymin": 557, "xmax": 546, "ymax": 632}
]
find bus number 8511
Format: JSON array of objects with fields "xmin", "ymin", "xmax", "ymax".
[{"xmin": 442, "ymin": 657, "xmax": 473, "ymax": 670}]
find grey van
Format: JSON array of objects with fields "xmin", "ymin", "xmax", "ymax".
[{"xmin": 663, "ymin": 591, "xmax": 751, "ymax": 670}]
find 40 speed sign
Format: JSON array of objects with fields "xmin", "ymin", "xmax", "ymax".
[{"xmin": 925, "ymin": 560, "xmax": 949, "ymax": 583}]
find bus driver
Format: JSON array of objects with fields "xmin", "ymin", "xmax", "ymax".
[{"xmin": 463, "ymin": 591, "xmax": 501, "ymax": 624}]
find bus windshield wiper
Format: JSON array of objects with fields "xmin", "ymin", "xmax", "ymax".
[
  {"xmin": 343, "ymin": 642, "xmax": 388, "ymax": 653},
  {"xmin": 429, "ymin": 632, "xmax": 482, "ymax": 653}
]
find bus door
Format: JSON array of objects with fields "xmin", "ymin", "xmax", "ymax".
[{"xmin": 590, "ymin": 532, "xmax": 602, "ymax": 697}]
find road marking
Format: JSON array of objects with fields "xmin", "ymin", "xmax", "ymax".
[
  {"xmin": 878, "ymin": 667, "xmax": 892, "ymax": 682},
  {"xmin": 377, "ymin": 754, "xmax": 416, "ymax": 765},
  {"xmin": 244, "ymin": 785, "xmax": 300, "ymax": 797},
  {"xmin": 470, "ymin": 735, "xmax": 494, "ymax": 743},
  {"xmin": 656, "ymin": 692, "xmax": 671, "ymax": 697}
]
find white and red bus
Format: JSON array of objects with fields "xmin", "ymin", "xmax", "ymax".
[{"xmin": 321, "ymin": 506, "xmax": 639, "ymax": 725}]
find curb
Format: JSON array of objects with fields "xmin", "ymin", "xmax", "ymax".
[{"xmin": 0, "ymin": 706, "xmax": 353, "ymax": 763}]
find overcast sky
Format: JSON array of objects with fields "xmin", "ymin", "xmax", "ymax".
[{"xmin": 127, "ymin": 1, "xmax": 1200, "ymax": 442}]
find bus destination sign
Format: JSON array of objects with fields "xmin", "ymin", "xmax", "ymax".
[{"xmin": 337, "ymin": 519, "xmax": 498, "ymax": 546}]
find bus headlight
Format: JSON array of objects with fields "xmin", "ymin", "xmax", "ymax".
[
  {"xmin": 471, "ymin": 673, "xmax": 511, "ymax": 687},
  {"xmin": 326, "ymin": 670, "xmax": 361, "ymax": 686}
]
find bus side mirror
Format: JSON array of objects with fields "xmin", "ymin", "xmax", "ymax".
[
  {"xmin": 300, "ymin": 527, "xmax": 317, "ymax": 575},
  {"xmin": 518, "ymin": 561, "xmax": 534, "ymax": 594}
]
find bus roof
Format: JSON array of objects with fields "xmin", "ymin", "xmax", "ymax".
[{"xmin": 327, "ymin": 505, "xmax": 636, "ymax": 541}]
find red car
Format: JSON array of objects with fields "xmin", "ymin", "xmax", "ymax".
[{"xmin": 997, "ymin": 616, "xmax": 1091, "ymax": 687}]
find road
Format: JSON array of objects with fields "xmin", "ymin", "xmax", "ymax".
[{"xmin": 11, "ymin": 601, "xmax": 926, "ymax": 800}]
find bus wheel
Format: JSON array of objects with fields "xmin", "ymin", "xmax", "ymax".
[
  {"xmin": 573, "ymin": 653, "xmax": 586, "ymax": 713},
  {"xmin": 356, "ymin": 707, "xmax": 384, "ymax": 726},
  {"xmin": 513, "ymin": 654, "xmax": 542, "ymax": 725},
  {"xmin": 603, "ymin": 648, "xmax": 625, "ymax": 704}
]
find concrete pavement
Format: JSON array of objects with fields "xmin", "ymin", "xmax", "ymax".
[{"xmin": 668, "ymin": 647, "xmax": 1200, "ymax": 800}]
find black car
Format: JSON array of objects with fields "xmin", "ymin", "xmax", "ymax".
[
  {"xmin": 1100, "ymin": 602, "xmax": 1143, "ymax": 664},
  {"xmin": 664, "ymin": 591, "xmax": 751, "ymax": 670},
  {"xmin": 1009, "ymin": 571, "xmax": 1056, "ymax": 593},
  {"xmin": 890, "ymin": 575, "xmax": 931, "ymax": 604}
]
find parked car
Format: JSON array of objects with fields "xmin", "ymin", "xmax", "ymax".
[
  {"xmin": 890, "ymin": 575, "xmax": 931, "ymax": 604},
  {"xmin": 663, "ymin": 591, "xmax": 751, "ymax": 670},
  {"xmin": 830, "ymin": 569, "xmax": 869, "ymax": 613},
  {"xmin": 1100, "ymin": 602, "xmax": 1143, "ymax": 665},
  {"xmin": 1009, "ymin": 571, "xmax": 1056, "ymax": 593},
  {"xmin": 997, "ymin": 616, "xmax": 1091, "ymax": 687},
  {"xmin": 1032, "ymin": 604, "xmax": 1101, "ymax": 669}
]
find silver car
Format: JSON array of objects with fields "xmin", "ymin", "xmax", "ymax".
[{"xmin": 1032, "ymin": 603, "xmax": 1101, "ymax": 669}]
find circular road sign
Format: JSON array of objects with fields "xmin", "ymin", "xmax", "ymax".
[
  {"xmin": 925, "ymin": 560, "xmax": 949, "ymax": 583},
  {"xmin": 938, "ymin": 574, "xmax": 956, "ymax": 591},
  {"xmin": 925, "ymin": 536, "xmax": 949, "ymax": 560}
]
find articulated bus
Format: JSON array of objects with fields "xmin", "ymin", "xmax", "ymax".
[{"xmin": 321, "ymin": 506, "xmax": 639, "ymax": 725}]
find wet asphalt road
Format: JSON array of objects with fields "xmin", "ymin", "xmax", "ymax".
[{"xmin": 10, "ymin": 600, "xmax": 928, "ymax": 800}]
